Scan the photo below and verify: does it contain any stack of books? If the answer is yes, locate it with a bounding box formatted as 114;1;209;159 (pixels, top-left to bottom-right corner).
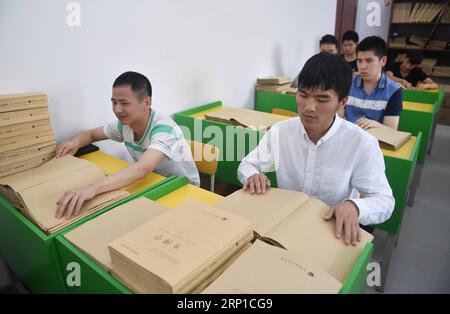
392;2;445;23
255;76;294;93
0;93;57;178
389;37;407;49
433;66;450;77
419;58;437;75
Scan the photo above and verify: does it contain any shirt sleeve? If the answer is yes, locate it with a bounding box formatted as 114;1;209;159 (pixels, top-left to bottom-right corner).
147;124;180;160
345;136;395;226
103;122;124;142
384;88;403;117
237;128;277;185
413;67;429;85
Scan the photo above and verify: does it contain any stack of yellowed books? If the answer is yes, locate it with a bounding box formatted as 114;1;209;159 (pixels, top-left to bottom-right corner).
256;76;295;94
0;155;129;234
0;93;57;178
419;58;437;75
389;37;407;49
433;65;450;78
63;188;374;293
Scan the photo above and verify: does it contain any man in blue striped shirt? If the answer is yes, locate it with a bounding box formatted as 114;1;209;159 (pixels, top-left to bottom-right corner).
345;36;402;130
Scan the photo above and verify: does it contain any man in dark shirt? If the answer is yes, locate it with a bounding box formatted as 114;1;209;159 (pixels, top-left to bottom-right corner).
341;30;359;75
385;50;439;90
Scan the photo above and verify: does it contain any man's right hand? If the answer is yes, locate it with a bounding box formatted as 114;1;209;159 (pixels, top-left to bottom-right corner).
55;139;79;158
244;173;271;194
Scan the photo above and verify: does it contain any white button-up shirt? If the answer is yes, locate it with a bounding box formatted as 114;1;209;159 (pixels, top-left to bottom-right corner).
237;115;395;226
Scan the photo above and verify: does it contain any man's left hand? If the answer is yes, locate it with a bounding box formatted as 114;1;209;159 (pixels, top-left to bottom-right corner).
323;200;361;246
55;185;97;219
356;118;382;130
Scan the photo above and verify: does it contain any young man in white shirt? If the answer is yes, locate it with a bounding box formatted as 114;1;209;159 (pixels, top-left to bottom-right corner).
238;52;394;246
54;71;200;219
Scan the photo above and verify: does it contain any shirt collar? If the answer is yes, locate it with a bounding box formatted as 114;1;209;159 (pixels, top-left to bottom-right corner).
298;114;342;146
357;72;387;90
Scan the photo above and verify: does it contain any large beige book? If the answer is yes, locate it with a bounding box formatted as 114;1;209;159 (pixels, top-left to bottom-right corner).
415;3;430;22
202;240;342;294
65;197;167;270
0;107;51;127
213;188;373;283
0;141;56;162
0;129;55;153
366;126;411;151
0;155;129;234
205;107;287;130
0;119;53;139
108;200;254;294
0;93;48;113
256;76;292;86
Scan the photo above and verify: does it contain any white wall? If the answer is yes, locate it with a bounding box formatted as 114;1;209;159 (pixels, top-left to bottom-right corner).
355;0;392;41
0;0;336;160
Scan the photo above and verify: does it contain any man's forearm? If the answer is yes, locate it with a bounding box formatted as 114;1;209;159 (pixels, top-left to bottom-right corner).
72;130;96;148
90;163;149;195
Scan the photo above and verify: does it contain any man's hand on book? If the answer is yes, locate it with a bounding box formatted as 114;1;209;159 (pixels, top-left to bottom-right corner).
55;185;97;219
56;139;80;158
244;173;271;194
356;118;382;130
323;200;361;246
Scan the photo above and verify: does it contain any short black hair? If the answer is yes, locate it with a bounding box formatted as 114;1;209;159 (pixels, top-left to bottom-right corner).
113;71;152;101
297;52;352;101
406;50;424;65
356;36;387;58
320;34;339;48
342;30;359;44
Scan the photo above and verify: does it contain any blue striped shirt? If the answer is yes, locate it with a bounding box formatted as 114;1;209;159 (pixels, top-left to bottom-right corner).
345;73;403;124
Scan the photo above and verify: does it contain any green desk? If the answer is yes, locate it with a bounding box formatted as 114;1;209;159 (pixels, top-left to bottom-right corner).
55;176;193;294
56;175;373;294
0;151;175;293
174;101;280;186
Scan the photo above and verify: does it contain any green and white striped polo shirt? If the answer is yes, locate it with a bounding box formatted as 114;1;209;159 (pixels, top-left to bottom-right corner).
103;110;200;186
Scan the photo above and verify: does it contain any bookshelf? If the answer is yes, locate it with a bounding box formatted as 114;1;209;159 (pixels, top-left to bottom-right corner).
388;0;450;83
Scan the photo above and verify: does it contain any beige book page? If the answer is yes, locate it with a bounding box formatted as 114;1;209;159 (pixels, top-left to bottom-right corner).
202;240;342;294
18;164;128;232
0;93;47;113
108;199;253;293
65;197;168;269
265;197;373;283
0;155;95;192
0;145;56;167
205;108;287;130
214;188;309;235
0;153;54;178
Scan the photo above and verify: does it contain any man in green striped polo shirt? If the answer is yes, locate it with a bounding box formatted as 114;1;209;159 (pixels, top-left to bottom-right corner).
54;71;200;219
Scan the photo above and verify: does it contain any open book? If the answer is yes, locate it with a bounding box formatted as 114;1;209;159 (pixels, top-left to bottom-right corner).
65;197;168;270
0;155;129;234
202;240;342;294
205;107;287;130
108;199;254;294
366;126;411;151
213;188;373;284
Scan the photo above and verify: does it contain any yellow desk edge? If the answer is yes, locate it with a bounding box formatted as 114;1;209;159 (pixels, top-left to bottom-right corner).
80;151;165;194
156;184;223;209
382;136;417;159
